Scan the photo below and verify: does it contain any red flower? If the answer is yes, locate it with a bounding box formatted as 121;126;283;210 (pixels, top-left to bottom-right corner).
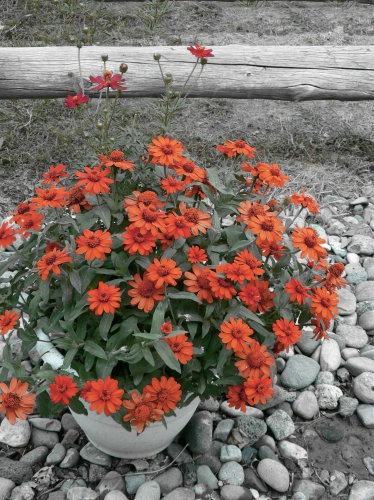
123;391;164;433
90;70;126;91
187;44;214;58
82;376;124;416
0;378;35;424
0;221;16;249
49;375;78;405
65;92;89;108
0;310;20;335
143;376;182;414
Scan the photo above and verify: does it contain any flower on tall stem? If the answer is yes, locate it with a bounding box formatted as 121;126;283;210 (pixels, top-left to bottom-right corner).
65;92;89;109
89;70;126;91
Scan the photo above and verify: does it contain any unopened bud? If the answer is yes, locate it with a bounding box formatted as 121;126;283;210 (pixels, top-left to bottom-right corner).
119;63;128;74
83;131;90;138
153;53;161;61
97;121;104;130
82;25;89;35
69;36;76;44
164;73;173;85
200;57;208;66
76;41;82;49
101;54;109;62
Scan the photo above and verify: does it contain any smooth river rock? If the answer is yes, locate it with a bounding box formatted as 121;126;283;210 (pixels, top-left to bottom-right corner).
319;339;341;371
353;372;374;403
280;355;320;389
337;287;357;316
256;458;290;493
335;324;369;348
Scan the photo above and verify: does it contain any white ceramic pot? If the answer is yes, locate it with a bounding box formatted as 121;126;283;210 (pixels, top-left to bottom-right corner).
70;397;200;458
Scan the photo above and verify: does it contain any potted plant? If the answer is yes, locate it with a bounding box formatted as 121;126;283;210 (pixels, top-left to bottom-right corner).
0;48;344;459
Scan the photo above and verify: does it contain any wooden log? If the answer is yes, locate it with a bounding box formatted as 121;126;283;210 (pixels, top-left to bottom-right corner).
1;45;373;101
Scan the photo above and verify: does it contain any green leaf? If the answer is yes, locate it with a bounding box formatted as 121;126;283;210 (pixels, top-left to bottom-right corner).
75;211;99;230
69;269;82;294
150;300;168;334
168;291;202;304
216;346;232;374
142;346;155;366
84;341;107;360
39;277;51;302
99;314;114;340
133;332;160;340
228;238;255;254
93;204;111;229
69;396;88;415
84;352;95;371
61;348;78;370
154;340;181;373
36;391;62;419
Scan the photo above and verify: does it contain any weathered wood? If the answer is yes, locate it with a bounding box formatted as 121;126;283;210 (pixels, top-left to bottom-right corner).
1;45;373;101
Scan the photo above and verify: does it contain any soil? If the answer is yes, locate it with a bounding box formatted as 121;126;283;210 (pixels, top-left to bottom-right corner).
1;2;374;494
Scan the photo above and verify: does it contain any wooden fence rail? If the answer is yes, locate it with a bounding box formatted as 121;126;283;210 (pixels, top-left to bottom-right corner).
1;45;373;101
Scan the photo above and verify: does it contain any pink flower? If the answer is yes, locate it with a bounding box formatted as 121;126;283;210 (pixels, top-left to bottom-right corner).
89;70;126;91
65;92;89;108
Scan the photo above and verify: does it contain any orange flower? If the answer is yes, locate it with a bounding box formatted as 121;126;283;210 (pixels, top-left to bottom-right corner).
285;278;309;305
75;229;112;261
209;272;237;300
187;43;214;58
184;266;214;303
126;204;166;236
235;339;275;378
163;334;193;365
36;248;73;280
0;310;20;335
257;239;285;261
165;212;192;239
98;150;134;171
216;139;256;159
124;190;164;209
128;274;164;313
123;391;164;433
309;287;338;324
0;378;35;424
146;257;182;288
246;213;285;244
80;380;93;400
238;283;261;312
272;319;302;350
311;318;330;341
143;376;182;414
187;246;208;264
16;211;44;238
66;185;92;213
226;384;248;413
41;163;68;185
10;202;35;224
45;240;62;253
326;262;346;290
160;175;185;194
122;224;158;255
239;279;274;313
161;321;173;334
289;189;319;214
244;376;275;405
179;202;212;235
148;136;184;166
256;162;289;187
237;201;269;226
218;317;253;353
82;376;124;416
32;185;68;208
234;249;265;280
0;221;16;248
216;262;249;284
292;227;327;262
75;166;114;195
173;158;206;183
49;375;78;406
87;281;122;315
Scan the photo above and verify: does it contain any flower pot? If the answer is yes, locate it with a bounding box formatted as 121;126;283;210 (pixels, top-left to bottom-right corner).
70;397;200;458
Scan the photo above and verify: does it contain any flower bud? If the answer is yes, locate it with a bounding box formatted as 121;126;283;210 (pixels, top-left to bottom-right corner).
97;121;104;130
101;54;109;62
76;41;82;49
82;26;89;35
69;36;76;44
164;73;173;85
119;63;128;74
153;53;161;61
200;57;208;66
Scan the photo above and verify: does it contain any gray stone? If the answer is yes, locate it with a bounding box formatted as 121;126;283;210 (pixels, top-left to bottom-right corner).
357;300;374;315
31;428;59;449
316;421;343;443
292;391;319;420
297;328;321;356
280;355;320;389
60;448;80;468
347;235;374;255
337;367;351;383
61;478;86;493
241;445;257;465
327;332;346;350
220;485;254;500
315;384;343;410
257;445;279;462
0;457;33;484
276;357;286;372
337;287;356;316
124;475;146;496
361;347;374;360
346;357;374;376
62;413;81;431
357;404;374;428
348;480;374;499
363;257;374;279
154;468;183;495
46;443;66;465
98;471;125;494
257;458;289;493
196;465;219;489
167;443;193;464
346;264;368;285
162;488;195;500
213;419;234;442
19;445;49;465
89;464;108;483
339;396;359;417
195;453;222;475
243;468;267;492
356;281;374;301
335;324;369;348
359;310;374;331
364;456;374;475
220;445;241;463
319;339;341;371
278;440;308;461
329;470;348;496
328;235;347;256
326;219;346;236
218;461;244;486
293;479;325;499
255;385;288;410
61;428;80;448
104;492;129;500
183;411;213;454
353;372;374;403
198;397;220;412
342;348;360;360
133;480;161;500
80;443;111;467
9;483;35;500
0;418;31;448
235;416;267;445
347;252;360;263
220;401;264;419
181;463;197;488
266;410;295;440
315;371;335;386
335;313;358;326
0;478;15;500
67;487;98;500
29;417;61;432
